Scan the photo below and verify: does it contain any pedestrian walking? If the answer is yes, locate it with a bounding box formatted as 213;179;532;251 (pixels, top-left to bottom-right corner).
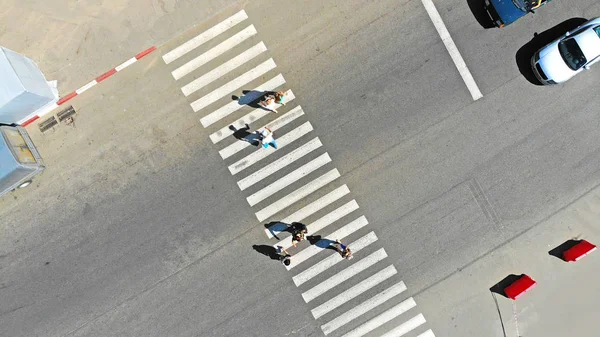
258;127;277;149
258;94;278;113
276;245;291;266
291;223;308;247
333;239;353;260
274;91;287;105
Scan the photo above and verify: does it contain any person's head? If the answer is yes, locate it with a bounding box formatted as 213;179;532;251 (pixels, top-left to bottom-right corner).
283;257;291;266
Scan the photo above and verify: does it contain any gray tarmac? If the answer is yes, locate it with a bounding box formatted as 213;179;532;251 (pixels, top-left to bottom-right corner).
1;0;600;336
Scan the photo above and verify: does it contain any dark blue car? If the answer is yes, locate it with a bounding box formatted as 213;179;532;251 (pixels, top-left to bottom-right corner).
484;0;553;27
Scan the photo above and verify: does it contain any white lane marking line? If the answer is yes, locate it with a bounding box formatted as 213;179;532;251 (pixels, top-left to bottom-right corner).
286;215;369;270
241;137;321;193
219;105;305;159
115;57;137;71
380;314;427;337
182;42;267;96
321;281;408;335
229;121;314;175
416;329;436;337
210;90;295;144
312;265;397;319
275;200;359;250
293;232;377;286
340;298;418;337
247;153;332;206
75;80;98;94
302;248;386;302
163;10;248;64
172;25;258;80
191;58;277;112
200;74;285;127
256;169;340;222
265;184;349;238
421;0;482;101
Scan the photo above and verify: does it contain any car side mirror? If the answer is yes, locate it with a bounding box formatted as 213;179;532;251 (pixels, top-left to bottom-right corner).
584;65;590;70
565;31;570;36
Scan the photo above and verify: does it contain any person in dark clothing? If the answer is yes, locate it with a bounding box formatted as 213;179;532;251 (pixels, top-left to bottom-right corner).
291;223;308;247
276;246;291;266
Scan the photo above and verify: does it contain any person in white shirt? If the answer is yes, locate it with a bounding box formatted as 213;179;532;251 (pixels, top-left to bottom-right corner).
258;95;278;113
258;127;277;149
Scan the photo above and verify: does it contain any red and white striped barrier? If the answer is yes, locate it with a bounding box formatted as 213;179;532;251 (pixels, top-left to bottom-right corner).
20;46;156;127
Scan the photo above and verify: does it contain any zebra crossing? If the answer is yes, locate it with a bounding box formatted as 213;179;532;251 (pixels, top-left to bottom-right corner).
162;9;436;337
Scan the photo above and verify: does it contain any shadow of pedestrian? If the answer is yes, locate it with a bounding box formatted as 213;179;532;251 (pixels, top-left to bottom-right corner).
466;0;495;29
229;124;260;145
307;235;336;249
548;239;581;261
263;221;292;240
233;90;270;108
515;17;587;85
252;245;280;260
490;274;523;298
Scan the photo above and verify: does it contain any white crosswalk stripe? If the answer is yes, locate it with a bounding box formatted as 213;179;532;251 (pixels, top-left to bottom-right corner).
380;314;427;337
247;153;331;206
163;11;436;337
241;137;322;193
229;121;314;175
301;247;386;301
286;215;368;270
256;168;340;222
219;105;305;159
340;298;417;337
182;42;267;96
417;329;436;337
172;24;257;80
274;199;359;250
163;10;248;64
209;90;295;144
293;232;378;286
191;58;277;112
321;281;408;335
311;265;397;319
200;74;285;127
265;184;350;238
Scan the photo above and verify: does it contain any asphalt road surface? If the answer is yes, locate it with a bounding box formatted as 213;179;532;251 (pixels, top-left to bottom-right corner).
1;0;600;336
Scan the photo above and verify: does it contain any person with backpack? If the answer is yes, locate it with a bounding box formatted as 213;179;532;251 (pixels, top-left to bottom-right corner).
333;239;353;260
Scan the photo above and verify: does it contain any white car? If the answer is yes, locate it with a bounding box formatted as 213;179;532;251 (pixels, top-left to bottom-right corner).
531;18;600;85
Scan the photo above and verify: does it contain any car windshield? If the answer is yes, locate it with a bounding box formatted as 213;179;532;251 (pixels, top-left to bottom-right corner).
512;0;545;12
558;38;587;70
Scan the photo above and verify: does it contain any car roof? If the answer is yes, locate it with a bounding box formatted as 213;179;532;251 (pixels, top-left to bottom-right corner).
573;27;600;61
